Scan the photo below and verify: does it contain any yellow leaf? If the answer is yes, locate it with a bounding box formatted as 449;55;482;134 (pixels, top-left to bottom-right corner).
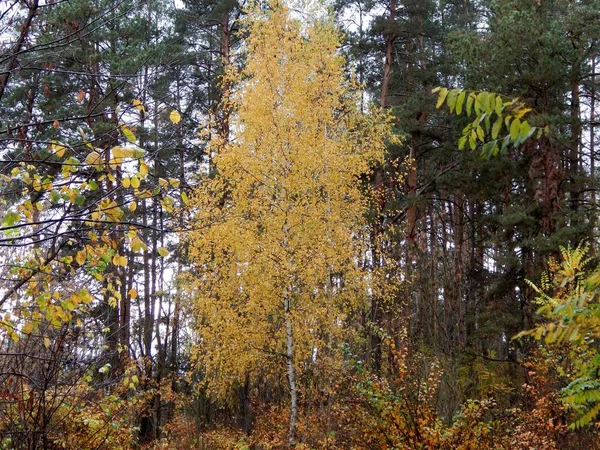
130;176;140;189
157;247;169;257
119;255;127;266
181;192;189;205
129;201;137;212
139;161;148;177
137;189;152;199
76;250;86;266
54;144;67;158
22;322;33;334
122;177;131;188
169;178;181;188
170;110;181;124
85;150;102;167
129;288;138;299
44;337;51;349
132;98;144;112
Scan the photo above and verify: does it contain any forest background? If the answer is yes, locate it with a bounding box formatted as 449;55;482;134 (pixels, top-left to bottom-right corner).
1;0;600;448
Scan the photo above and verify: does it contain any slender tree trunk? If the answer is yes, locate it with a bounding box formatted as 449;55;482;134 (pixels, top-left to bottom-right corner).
219;11;231;144
380;0;396;108
369;0;396;371
570;78;581;212
0;0;39;104
285;299;297;447
453;194;465;348
590;58;596;238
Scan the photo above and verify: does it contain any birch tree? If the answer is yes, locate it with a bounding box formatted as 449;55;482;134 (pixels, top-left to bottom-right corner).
185;2;392;445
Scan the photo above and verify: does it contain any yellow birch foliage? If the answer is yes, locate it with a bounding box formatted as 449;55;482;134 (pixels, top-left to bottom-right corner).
185;2;393;400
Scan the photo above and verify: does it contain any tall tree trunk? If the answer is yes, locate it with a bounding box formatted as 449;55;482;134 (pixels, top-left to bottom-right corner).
285;298;297;447
380;0;396;108
570;78;581;212
590;58;596;238
0;0;39;104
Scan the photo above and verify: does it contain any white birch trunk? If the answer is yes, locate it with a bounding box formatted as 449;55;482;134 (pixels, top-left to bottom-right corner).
285;298;298;447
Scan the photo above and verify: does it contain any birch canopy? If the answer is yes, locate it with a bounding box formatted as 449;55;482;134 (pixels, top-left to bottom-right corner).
185;1;392;441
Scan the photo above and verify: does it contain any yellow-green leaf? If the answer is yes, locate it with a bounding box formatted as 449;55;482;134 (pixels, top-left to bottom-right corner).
121;125;136;143
510;118;521;141
456;90;466;115
492;117;503;139
139;161;149;177
85;150;102;167
170;110;181;124
131;237;148;253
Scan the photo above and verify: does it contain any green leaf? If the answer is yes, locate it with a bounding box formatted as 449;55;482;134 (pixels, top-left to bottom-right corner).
492;117;503;139
482;141;494;159
466;93;475;117
500;135;511;154
469;131;477;150
50;190;61;204
456;91;466;115
475;92;488;115
495;96;503;117
519;120;531;140
2;211;20;228
510;118;521;141
476;125;485;142
486;93;495;114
